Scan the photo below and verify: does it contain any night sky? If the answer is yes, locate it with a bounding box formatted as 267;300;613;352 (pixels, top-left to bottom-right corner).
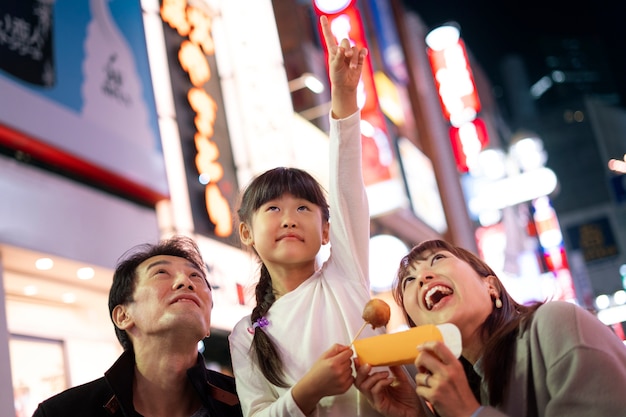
400;0;626;105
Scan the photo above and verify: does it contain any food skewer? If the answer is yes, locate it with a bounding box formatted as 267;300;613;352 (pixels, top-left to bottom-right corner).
350;322;369;346
350;298;391;346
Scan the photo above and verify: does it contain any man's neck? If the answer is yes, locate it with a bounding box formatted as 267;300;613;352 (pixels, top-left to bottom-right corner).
132;349;202;417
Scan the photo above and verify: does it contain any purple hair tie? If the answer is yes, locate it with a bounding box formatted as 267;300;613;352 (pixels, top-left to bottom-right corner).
247;317;269;334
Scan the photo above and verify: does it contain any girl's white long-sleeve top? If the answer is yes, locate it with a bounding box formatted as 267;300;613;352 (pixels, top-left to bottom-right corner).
229;111;386;417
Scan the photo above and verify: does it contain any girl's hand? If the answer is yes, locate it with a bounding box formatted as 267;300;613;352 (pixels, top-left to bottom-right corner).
320;15;367;92
292;344;355;414
319;15;367;118
414;341;481;417
355;360;422;417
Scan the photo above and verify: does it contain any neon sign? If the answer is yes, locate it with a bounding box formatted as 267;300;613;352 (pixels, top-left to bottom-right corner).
427;39;481;126
161;0;232;237
427;30;486;173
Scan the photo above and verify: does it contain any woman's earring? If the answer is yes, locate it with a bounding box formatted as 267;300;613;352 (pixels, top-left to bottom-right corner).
495;297;503;309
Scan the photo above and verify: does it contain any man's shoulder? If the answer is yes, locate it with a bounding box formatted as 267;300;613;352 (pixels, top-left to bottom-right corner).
205;368;236;390
33;377;113;416
203;369;243;415
40;377;110;402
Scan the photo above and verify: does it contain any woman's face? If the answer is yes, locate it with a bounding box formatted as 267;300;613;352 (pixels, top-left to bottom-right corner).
399;249;495;334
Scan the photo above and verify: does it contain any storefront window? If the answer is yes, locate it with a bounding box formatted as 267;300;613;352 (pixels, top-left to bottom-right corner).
10;334;67;417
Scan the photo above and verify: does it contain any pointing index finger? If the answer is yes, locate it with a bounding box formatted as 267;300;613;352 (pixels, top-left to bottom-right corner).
320;15;337;52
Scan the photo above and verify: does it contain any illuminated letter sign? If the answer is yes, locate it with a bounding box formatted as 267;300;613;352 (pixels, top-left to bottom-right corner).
162;1;237;240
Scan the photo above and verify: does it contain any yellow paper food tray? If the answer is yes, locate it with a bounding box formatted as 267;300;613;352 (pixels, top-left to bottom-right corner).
353;323;461;367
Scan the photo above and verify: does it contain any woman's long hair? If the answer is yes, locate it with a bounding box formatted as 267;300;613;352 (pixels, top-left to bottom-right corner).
392;239;542;406
237;167;329;387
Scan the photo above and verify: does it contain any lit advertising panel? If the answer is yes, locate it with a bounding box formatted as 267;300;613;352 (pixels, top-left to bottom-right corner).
160;2;239;245
0;0;167;203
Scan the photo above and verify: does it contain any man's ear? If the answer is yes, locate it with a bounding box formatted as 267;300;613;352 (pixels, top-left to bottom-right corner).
112;305;132;330
239;222;254;246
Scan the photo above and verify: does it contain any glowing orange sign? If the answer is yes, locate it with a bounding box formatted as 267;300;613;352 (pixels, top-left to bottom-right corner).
161;1;232;237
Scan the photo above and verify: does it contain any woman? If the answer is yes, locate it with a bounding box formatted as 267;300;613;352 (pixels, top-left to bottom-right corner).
355;239;626;417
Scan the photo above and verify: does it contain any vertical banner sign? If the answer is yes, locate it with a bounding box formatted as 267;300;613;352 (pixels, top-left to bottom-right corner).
427;36;487;173
161;1;239;245
312;0;395;187
365;0;408;85
427;39;481;123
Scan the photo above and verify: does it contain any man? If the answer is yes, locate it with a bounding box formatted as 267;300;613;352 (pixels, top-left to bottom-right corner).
33;235;243;417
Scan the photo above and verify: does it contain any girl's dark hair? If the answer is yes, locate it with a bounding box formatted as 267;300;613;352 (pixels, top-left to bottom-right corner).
108;235;209;351
392;239;542;406
237;167;329;387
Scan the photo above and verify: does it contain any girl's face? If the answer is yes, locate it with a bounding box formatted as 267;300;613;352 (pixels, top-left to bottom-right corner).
399;249;495;334
239;193;329;270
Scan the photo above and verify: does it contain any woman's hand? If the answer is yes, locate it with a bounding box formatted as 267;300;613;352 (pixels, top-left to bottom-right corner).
414;341;481;417
355;359;422;417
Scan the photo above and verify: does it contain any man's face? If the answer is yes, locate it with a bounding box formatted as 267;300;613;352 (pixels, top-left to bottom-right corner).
119;255;213;344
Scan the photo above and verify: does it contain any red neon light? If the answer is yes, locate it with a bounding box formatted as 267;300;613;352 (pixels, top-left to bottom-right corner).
427;39;481;122
543;246;568;271
449;118;488;172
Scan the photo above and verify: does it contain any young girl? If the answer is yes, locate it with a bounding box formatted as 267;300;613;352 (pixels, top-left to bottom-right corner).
228;15;387;417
